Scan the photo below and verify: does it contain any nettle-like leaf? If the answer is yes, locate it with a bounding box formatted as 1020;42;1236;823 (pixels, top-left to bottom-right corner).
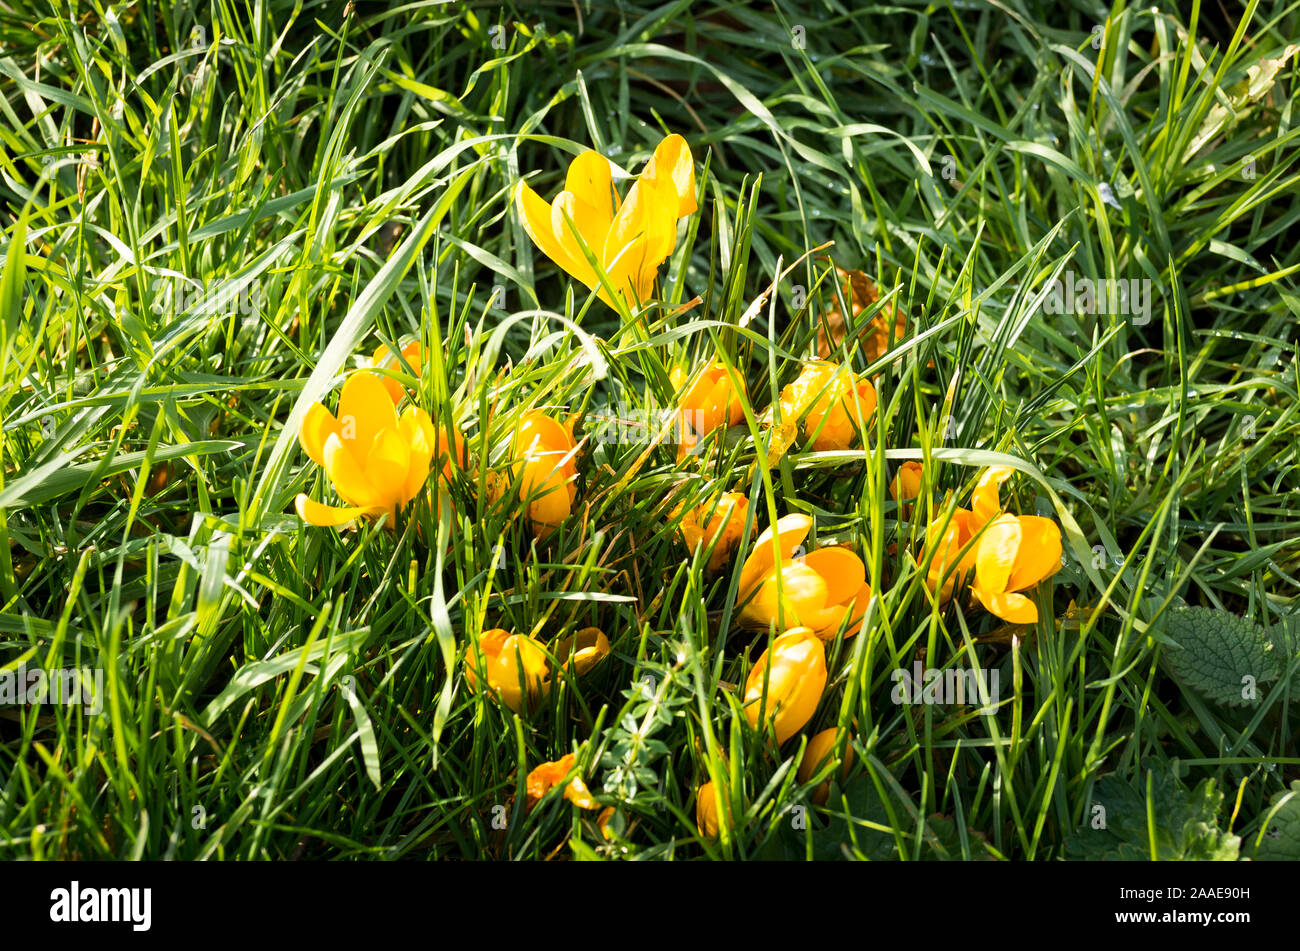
1250;782;1300;861
1064;770;1240;861
1268;616;1300;695
1159;606;1280;707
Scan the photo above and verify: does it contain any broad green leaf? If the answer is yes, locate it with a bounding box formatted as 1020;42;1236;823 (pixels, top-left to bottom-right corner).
1249;782;1300;861
1160;606;1280;707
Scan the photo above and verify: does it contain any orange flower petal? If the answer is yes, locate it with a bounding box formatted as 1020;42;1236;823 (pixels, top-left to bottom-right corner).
971;465;1014;532
973;586;1038;624
738;513;812;598
645;133;697;217
564;150;619;225
337;371;399;465
323;432;381;509
974;514;1021;596
800;546;866;606
293;494;384;527
1007;515;1063;592
299;402;340;468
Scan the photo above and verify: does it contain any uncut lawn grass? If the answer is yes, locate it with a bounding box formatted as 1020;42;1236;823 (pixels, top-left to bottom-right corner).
1;0;1298;859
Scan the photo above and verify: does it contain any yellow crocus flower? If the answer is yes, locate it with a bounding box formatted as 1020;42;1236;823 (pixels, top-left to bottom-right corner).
515;134;696;309
525;753;600;811
553;627;611;676
294;370;458;527
678;490;750;571
463;628;551;714
736;514;872;640
507;410;579;537
744;627;828;745
970;514;1063;623
776;361;877;452
798;727;855;805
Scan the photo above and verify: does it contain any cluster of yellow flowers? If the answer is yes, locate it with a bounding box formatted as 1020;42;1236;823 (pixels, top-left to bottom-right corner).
289;132;1066;840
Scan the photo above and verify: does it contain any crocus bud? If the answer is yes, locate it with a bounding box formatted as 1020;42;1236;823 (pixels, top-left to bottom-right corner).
554;627;610;676
679;491;750;571
890;461;924;503
464;628;551;713
777;361;877;452
797;728;855;805
815;267;908;364
744;627;827;744
510;410;578;537
370;340;423;406
671;363;746;455
696;780;721;839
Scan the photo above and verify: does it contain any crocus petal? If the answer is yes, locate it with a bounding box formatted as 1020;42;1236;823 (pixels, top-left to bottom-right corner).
973;586;1039;624
550;191;602;288
971;466;1014;532
738;514;813;598
323;432;381;509
634;171;680;270
337;371;399;465
800;546;866;606
844;582;873;636
364;427;412;511
602;178;652;302
696;781;720;838
975;514;1021;596
294;494;384;527
399;407;437;503
603;173;677;305
645;133;697;217
516;180;587;282
564;150;619;224
1007;515;1063;592
748;561;829;630
299;403;340;467
525;463;573;534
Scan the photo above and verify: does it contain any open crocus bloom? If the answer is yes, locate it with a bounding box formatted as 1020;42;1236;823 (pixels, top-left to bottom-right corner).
744;627;828;745
679;491;750;571
671;362;745;457
295;371;456;528
509;411;579;537
370;340;422;406
736;514;872;640
515;134;696;309
464;628;551;713
970;514;1062;623
525;753;600;810
777;361;877;452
